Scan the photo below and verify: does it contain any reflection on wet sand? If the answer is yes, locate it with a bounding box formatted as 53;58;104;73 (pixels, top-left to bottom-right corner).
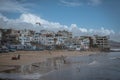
0;56;67;80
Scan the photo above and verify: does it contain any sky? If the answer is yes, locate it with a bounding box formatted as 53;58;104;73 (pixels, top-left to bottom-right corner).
0;0;120;42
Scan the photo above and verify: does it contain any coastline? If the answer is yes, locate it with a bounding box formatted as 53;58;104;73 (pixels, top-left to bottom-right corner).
0;50;100;72
1;50;120;80
0;50;101;65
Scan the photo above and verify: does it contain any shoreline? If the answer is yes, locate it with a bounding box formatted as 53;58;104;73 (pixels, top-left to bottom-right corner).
0;50;100;72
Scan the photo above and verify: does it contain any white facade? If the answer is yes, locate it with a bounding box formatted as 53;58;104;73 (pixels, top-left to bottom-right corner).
18;30;33;45
19;34;32;45
55;36;67;45
81;38;90;50
39;30;68;46
32;32;41;43
40;34;54;46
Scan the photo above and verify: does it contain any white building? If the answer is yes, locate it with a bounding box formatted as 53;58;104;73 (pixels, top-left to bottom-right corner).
40;33;54;46
32;32;41;43
18;29;33;45
39;30;70;47
81;38;90;50
55;33;67;45
57;30;72;39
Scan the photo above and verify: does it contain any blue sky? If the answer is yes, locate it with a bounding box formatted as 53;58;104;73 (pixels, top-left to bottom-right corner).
0;0;120;41
1;0;120;31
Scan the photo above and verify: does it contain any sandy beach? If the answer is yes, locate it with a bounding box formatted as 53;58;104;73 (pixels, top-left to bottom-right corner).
0;50;100;72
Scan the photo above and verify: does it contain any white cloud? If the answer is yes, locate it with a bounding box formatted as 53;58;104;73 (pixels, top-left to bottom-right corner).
88;0;102;6
0;13;119;41
60;0;82;7
79;28;88;33
60;0;102;7
88;27;115;36
19;13;68;31
0;0;30;13
69;24;115;37
20;13;49;25
0;13;69;31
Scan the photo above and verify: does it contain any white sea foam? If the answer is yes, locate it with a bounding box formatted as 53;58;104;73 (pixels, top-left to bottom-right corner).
88;60;98;65
109;57;120;60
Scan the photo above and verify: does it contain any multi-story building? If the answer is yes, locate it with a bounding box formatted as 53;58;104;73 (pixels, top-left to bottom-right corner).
80;38;90;50
40;32;55;46
0;30;2;46
64;36;82;50
0;29;19;45
80;36;94;49
39;30;71;47
32;32;41;43
18;29;34;45
57;30;72;39
55;33;67;45
94;35;110;50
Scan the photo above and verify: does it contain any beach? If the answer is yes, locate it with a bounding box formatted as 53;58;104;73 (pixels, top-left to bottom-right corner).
0;51;120;80
0;50;99;71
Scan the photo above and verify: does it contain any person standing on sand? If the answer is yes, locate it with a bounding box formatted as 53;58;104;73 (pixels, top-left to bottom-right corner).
17;54;20;60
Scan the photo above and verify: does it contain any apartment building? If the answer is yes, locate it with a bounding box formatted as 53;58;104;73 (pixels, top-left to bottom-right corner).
39;30;71;47
0;29;19;45
57;30;72;39
18;29;34;45
32;32;41;43
80;38;90;50
55;33;67;45
40;33;55;46
80;36;94;49
0;30;2;46
94;35;110;49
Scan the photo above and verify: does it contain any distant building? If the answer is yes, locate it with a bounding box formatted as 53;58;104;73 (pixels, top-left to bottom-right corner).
80;36;94;49
0;29;19;45
32;32;41;43
39;30;72;48
40;33;54;46
55;33;67;45
64;36;81;50
18;29;34;45
81;38;90;50
94;35;110;50
39;30;55;46
0;30;2;46
57;30;72;39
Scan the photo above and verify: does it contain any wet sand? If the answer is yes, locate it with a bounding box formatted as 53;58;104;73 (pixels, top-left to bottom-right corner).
0;50;100;71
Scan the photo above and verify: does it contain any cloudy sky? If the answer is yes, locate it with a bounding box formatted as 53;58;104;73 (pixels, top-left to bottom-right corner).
0;0;120;42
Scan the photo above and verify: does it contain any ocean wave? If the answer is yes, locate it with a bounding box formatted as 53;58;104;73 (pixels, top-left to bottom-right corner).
88;60;98;65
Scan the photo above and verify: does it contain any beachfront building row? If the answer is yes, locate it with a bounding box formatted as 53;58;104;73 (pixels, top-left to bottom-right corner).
65;36;93;50
40;30;72;46
0;28;110;50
